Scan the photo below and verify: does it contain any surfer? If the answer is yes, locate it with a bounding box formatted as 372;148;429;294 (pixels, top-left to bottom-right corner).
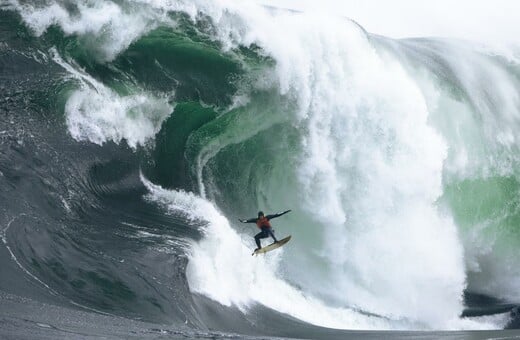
239;210;291;251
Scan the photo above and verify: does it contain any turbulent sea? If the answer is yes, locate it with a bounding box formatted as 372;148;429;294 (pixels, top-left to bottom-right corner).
2;1;520;338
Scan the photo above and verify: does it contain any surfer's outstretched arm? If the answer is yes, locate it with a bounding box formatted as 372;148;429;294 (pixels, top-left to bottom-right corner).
239;218;257;223
266;210;291;220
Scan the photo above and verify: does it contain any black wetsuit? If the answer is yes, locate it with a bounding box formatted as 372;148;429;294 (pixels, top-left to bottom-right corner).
242;211;290;248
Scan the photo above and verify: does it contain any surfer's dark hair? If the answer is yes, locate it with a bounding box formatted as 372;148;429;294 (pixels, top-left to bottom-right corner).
258;211;264;217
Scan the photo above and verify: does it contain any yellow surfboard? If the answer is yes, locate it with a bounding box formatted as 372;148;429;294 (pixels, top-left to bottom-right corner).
252;236;291;256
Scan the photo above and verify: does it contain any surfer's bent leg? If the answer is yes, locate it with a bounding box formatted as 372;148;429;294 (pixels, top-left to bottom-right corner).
254;229;269;248
267;228;278;242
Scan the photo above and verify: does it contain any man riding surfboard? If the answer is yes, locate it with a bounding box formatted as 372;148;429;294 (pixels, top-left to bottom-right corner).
239;210;291;252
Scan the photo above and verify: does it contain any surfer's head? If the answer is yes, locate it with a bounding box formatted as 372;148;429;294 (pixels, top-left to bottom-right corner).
258;211;264;217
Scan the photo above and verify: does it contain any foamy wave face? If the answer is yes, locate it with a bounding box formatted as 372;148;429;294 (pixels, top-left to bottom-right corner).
141;175;504;330
66;90;171;148
52;51;172;148
89;0;514;330
414;43;520;303
291;28;464;327
165;1;471;329
10;0;175;147
141;176;408;330
9;0;166;61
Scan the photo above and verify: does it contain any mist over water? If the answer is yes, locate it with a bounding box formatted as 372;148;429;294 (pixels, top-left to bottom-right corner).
2;0;520;335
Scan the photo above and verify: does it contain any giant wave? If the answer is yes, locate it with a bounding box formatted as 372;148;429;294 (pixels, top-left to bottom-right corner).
1;0;520;337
